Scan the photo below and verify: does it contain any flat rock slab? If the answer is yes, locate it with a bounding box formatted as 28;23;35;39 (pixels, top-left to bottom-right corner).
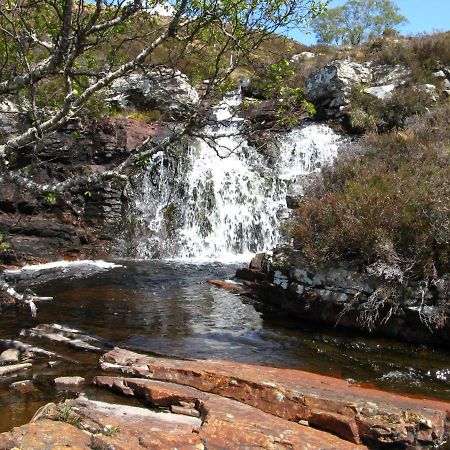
0;419;92;449
0;397;204;450
54;376;85;387
95;375;365;449
0;362;32;377
100;347;450;448
0;338;75;362
20;323;112;352
0;386;363;450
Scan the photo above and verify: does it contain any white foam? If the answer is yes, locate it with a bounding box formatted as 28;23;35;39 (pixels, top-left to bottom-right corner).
5;260;123;274
128;97;344;262
166;252;255;265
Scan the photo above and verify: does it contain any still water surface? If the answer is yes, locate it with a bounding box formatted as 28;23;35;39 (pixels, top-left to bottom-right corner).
1;260;449;431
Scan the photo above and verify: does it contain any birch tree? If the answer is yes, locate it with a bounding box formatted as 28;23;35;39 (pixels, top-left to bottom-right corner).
0;0;325;195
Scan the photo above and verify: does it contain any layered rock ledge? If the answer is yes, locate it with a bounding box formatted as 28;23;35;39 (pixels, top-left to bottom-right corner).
0;347;449;448
99;348;449;448
235;249;450;348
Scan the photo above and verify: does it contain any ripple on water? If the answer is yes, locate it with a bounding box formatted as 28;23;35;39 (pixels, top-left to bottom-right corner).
1;260;449;409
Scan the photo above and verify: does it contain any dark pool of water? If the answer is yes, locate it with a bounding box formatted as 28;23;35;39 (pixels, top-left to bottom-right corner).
1;260;449;431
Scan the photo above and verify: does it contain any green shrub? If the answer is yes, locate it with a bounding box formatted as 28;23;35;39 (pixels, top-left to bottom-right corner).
348;83;437;133
0;233;10;250
290;104;450;285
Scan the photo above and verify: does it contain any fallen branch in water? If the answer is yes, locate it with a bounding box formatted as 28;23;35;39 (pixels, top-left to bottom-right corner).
0;279;53;317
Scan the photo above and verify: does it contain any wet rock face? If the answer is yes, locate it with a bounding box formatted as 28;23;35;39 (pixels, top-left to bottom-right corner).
0;118;164;264
239;249;450;347
108;67;199;120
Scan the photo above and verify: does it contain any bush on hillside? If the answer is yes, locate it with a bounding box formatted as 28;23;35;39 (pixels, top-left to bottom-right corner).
370;31;450;83
348;82;437;133
290;105;450;325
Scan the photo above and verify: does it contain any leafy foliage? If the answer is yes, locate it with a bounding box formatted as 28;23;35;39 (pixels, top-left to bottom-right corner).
0;233;10;250
312;0;407;45
246;58;316;126
0;0;325;194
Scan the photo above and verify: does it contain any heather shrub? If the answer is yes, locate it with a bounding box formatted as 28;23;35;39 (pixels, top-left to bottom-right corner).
348;82;437;133
291;104;450;285
370;31;450;82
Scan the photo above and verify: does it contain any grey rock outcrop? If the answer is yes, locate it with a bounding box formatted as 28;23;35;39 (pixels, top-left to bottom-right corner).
432;67;450;94
305;60;412;116
306;60;372;116
108;67;199;120
370;64;409;85
237;248;450;347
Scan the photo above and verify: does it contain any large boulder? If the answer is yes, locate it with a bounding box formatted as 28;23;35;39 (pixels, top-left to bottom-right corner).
305;60;412;116
108;67;199;120
306;60;372;116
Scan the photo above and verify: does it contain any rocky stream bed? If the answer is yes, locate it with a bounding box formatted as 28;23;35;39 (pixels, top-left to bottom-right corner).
0;53;449;448
0;261;449;449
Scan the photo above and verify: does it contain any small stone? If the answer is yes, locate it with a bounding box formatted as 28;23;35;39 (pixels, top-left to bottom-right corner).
23;350;36;359
10;380;38;394
433;70;446;78
54;376;85;387
0;363;32;376
0;348;20;363
171;405;201;418
179;401;196;409
299;419;309;426
48;361;61;368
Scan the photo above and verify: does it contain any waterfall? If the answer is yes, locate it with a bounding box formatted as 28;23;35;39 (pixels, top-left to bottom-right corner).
125;95;343;261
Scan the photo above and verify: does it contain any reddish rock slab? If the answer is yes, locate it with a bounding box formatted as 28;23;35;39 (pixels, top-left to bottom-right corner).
100;347;450;447
100;117;164;151
0;419;92;449
0;397;202;450
2;391;358;450
74;396;202;449
95;375;365;449
207;279;247;293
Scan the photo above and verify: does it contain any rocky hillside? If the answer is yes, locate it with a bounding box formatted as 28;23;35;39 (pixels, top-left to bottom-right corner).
236;31;450;343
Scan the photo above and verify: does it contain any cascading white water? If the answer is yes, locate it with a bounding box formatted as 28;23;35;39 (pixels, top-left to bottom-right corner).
128;95;343;261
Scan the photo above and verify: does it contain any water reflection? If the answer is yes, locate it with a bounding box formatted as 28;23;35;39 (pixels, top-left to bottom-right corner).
2;260;449;402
